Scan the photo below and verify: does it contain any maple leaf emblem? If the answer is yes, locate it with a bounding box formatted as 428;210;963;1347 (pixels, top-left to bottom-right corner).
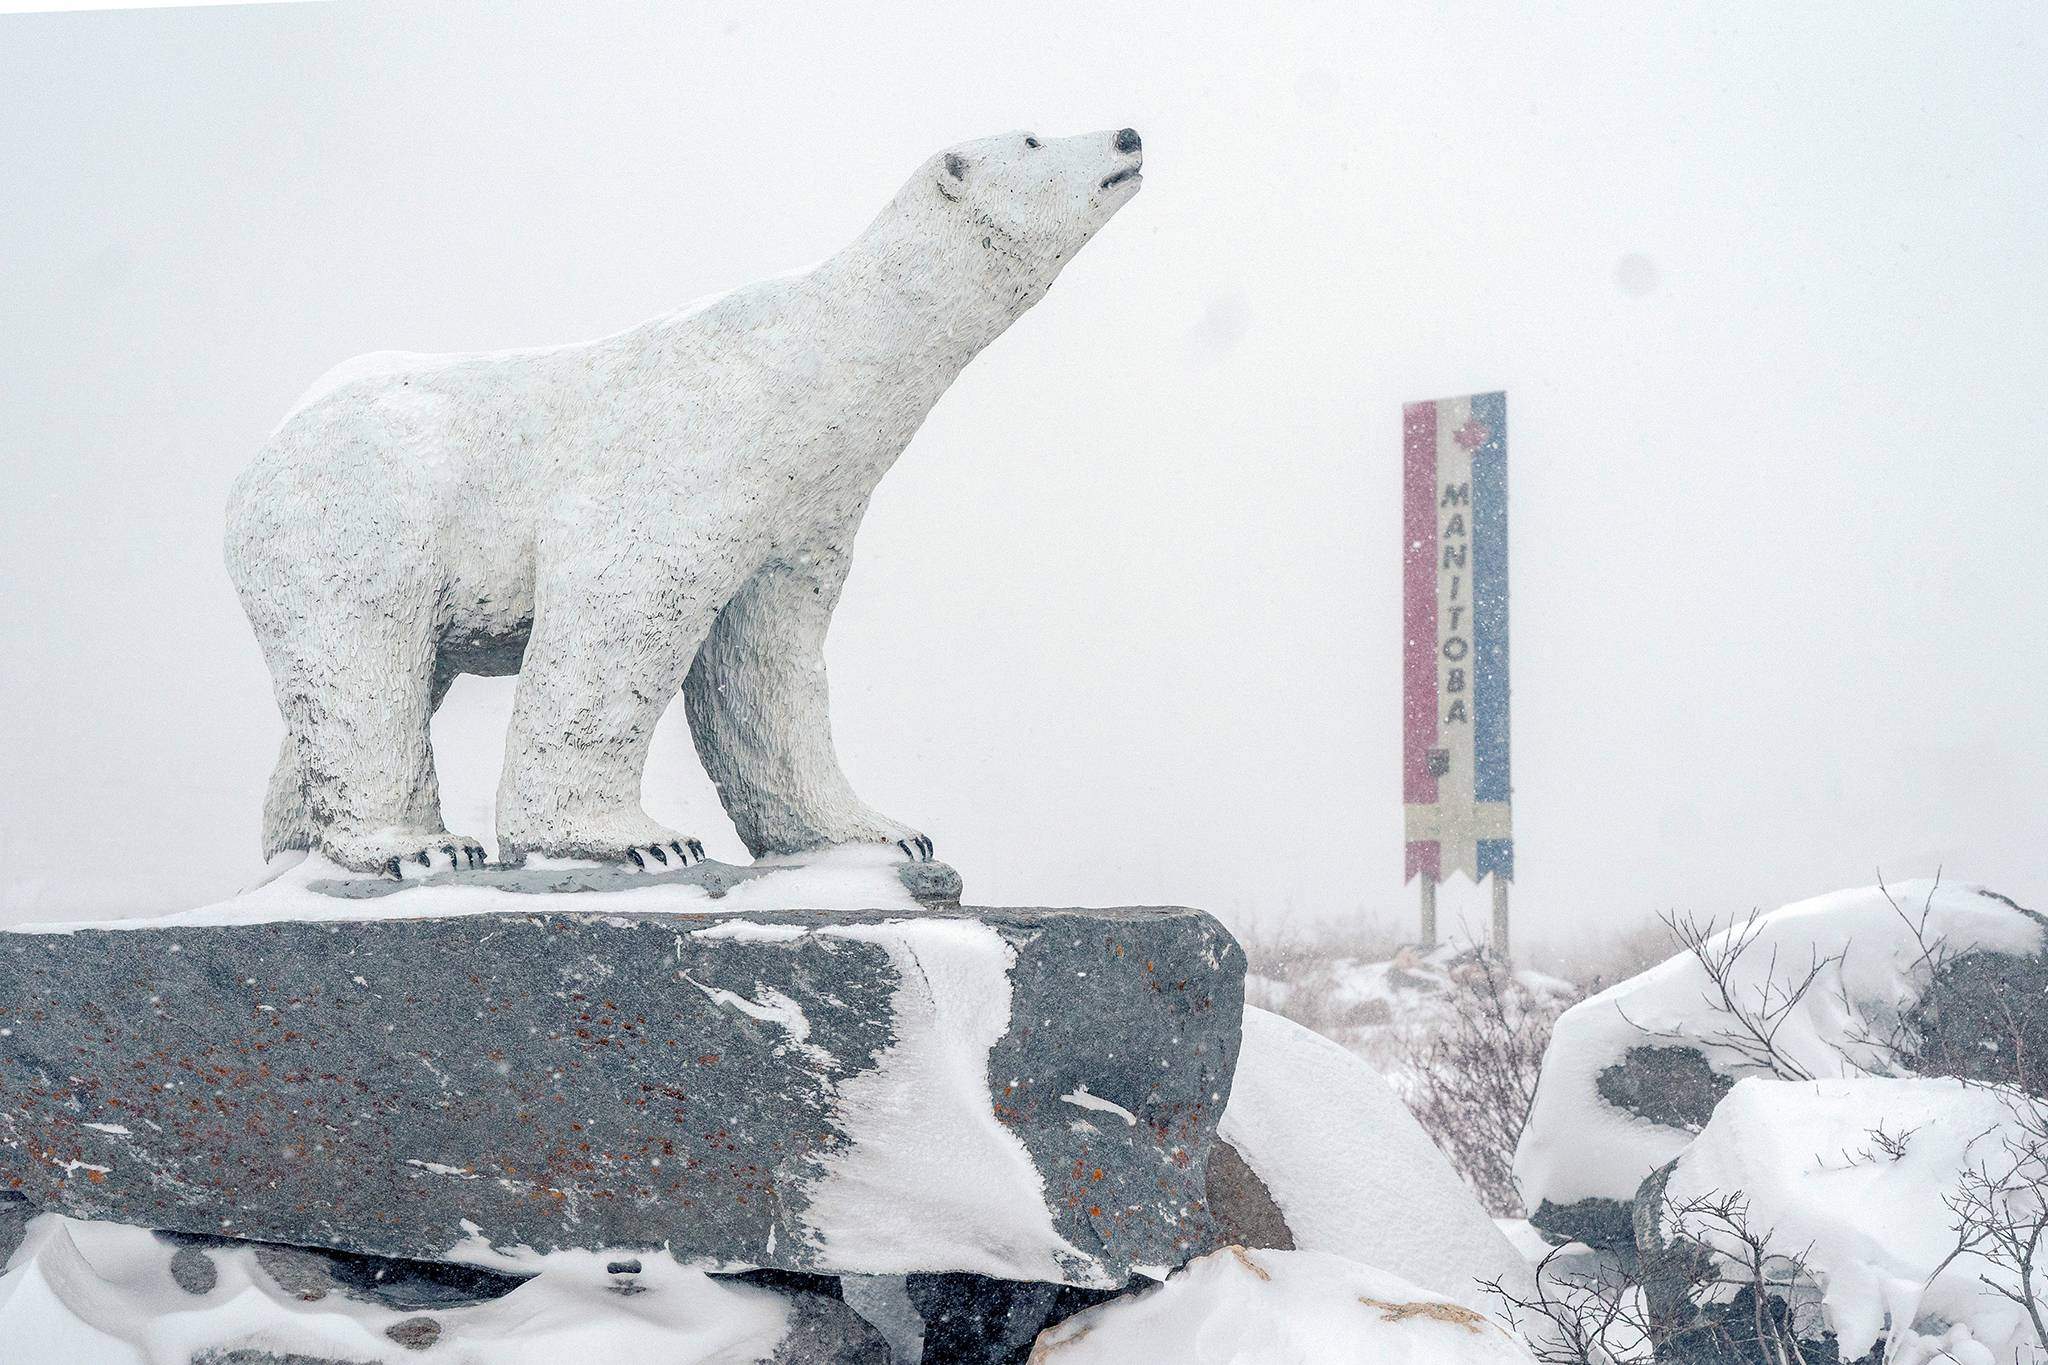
1453;419;1491;450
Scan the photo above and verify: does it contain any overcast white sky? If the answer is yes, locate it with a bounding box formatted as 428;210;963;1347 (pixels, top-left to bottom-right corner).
2;1;2043;946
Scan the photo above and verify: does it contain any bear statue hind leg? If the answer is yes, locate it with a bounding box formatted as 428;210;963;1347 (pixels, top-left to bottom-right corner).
266;748;485;877
264;663;482;875
261;735;316;860
261;604;485;879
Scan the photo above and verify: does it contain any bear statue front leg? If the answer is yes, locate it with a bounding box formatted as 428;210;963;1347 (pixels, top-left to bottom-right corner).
494;518;716;869
682;550;933;862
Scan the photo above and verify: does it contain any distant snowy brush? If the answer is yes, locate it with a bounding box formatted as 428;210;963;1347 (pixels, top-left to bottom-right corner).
1399;948;1569;1217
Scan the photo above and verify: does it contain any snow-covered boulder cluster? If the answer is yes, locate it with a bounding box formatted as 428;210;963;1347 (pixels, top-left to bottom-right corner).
0;859;1537;1363
1513;879;2048;1363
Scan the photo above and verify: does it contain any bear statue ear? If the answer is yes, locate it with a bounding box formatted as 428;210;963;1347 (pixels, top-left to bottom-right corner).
935;152;968;202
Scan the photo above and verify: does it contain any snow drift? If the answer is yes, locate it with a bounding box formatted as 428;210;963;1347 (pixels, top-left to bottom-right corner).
1028;1245;1537;1365
1218;1006;1532;1307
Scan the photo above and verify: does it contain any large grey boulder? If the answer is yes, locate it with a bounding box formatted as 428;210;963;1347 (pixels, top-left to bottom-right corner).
0;1191;28;1268
901;1271;1122;1365
0;885;1243;1289
764;1288;893;1364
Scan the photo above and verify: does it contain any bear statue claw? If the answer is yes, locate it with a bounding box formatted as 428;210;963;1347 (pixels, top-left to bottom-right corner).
376;840;489;880
897;836;935;862
627;840;709;872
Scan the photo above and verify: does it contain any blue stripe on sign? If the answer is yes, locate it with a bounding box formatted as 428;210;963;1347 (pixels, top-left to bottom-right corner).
1478;838;1515;880
1470;391;1511;809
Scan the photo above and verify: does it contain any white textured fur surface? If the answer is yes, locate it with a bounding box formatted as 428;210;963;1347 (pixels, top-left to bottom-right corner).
225;130;1143;874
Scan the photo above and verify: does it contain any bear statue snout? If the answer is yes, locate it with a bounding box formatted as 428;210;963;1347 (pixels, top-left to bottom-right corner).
1100;129;1144;191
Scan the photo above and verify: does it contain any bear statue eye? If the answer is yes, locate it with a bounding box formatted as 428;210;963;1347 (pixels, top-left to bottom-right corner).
943;153;968;179
1024;137;1040;149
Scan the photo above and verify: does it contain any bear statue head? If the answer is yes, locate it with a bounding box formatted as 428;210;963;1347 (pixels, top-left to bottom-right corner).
914;127;1144;307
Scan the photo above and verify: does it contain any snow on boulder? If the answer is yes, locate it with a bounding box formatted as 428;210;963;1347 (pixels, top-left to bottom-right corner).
1211;1007;1532;1307
0;1212;887;1363
0;856;1245;1287
1027;1245;1537;1364
1513;880;2046;1247
1639;1077;2046;1365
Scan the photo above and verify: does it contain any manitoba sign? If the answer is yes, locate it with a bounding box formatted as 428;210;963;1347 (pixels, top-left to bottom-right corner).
1402;391;1511;886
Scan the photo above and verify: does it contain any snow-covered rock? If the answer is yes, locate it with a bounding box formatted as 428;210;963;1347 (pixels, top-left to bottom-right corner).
1213;1007;1533;1307
0;856;1245;1288
1027;1245;1537;1364
0;1213;886;1364
1641;1077;2046;1365
1514;880;2046;1244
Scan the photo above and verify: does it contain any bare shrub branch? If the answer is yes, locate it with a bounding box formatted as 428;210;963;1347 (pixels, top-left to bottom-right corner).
1614;909;1838;1083
1484;1244;1653;1365
1398;947;1564;1216
1938;1092;2048;1356
1488;1191;1827;1365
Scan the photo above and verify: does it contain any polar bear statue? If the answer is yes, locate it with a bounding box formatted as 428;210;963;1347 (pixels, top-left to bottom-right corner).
226;128;1145;877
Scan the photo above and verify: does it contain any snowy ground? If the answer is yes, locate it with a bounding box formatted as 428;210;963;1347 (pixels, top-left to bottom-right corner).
0;1218;811;1365
1245;938;1577;1082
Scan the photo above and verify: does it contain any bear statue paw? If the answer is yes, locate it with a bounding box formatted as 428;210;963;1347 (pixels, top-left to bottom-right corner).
321;827;489;880
498;815;710;870
830;813;934;863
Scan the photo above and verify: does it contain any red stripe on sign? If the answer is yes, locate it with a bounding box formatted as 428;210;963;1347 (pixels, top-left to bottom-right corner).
1406;840;1441;881
1402;401;1439;805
